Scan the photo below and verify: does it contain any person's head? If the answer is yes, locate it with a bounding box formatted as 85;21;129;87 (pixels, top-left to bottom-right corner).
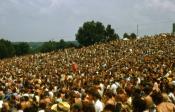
58;90;65;99
39;101;46;110
151;91;163;105
144;95;154;108
2;101;10;111
84;93;93;103
105;90;115;99
143;83;153;95
84;87;95;103
71;103;82;112
162;93;170;102
92;90;101;101
103;104;116;112
132;96;147;112
81;101;95;112
132;87;141;97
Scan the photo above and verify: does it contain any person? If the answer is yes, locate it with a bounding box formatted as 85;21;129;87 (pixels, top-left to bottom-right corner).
144;95;156;112
151;91;175;112
72;62;78;73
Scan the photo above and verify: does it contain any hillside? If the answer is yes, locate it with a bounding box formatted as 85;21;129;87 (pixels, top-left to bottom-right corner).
1;34;175;111
1;34;175;78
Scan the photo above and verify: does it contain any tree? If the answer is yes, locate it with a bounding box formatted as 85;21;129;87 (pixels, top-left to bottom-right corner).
0;42;8;59
66;42;77;48
76;21;106;46
14;42;30;56
130;33;137;40
39;41;57;53
39;39;78;53
123;33;129;39
123;33;137;40
57;39;67;49
105;24;119;41
0;39;15;59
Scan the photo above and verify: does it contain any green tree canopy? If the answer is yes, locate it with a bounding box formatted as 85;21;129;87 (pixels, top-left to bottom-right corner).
39;39;77;53
14;42;30;56
123;33;129;39
105;24;119;41
0;42;8;59
76;21;119;46
130;33;137;40
57;39;67;49
0;39;15;59
123;33;137;40
39;41;58;53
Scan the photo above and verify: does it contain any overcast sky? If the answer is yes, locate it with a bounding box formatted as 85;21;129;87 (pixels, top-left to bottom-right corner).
0;0;175;42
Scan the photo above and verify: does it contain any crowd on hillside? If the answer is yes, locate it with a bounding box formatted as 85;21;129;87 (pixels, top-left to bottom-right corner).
0;34;175;112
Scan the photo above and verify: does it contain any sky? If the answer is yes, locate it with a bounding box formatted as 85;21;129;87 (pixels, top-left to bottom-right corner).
0;0;175;42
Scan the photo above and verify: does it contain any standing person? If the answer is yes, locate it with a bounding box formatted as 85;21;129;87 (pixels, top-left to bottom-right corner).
93;90;104;112
151;91;175;112
72;62;78;73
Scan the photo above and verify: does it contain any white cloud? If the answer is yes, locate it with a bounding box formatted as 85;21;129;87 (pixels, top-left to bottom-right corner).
1;0;66;14
0;0;174;41
50;0;63;7
8;0;20;5
145;0;175;12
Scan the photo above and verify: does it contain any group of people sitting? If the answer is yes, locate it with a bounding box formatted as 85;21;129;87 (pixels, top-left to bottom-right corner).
0;33;175;112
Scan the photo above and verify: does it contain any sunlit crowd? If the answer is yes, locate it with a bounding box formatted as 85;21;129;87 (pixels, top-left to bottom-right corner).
0;34;175;112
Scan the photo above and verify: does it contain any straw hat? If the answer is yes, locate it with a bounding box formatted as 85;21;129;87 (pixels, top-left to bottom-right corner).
51;102;70;112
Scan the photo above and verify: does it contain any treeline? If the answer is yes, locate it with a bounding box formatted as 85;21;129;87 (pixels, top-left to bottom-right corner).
0;20;137;59
0;39;78;59
38;39;78;53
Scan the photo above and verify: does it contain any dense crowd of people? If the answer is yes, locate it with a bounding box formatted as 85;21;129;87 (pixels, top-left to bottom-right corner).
0;34;175;112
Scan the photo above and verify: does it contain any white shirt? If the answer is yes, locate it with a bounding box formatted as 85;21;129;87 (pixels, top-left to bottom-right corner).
49;91;54;98
111;83;117;94
38;110;45;112
0;100;3;108
94;99;104;112
169;92;175;103
111;82;120;94
35;95;40;103
56;98;62;103
98;83;105;97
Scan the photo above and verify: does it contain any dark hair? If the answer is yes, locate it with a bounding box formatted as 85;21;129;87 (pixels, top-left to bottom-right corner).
151;91;163;105
71;104;82;112
39;102;46;109
81;102;95;112
105;90;115;99
23;96;29;101
133;97;147;112
104;104;116;112
143;84;153;95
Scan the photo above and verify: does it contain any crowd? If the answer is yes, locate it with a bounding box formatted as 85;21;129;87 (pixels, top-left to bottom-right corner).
0;34;175;112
